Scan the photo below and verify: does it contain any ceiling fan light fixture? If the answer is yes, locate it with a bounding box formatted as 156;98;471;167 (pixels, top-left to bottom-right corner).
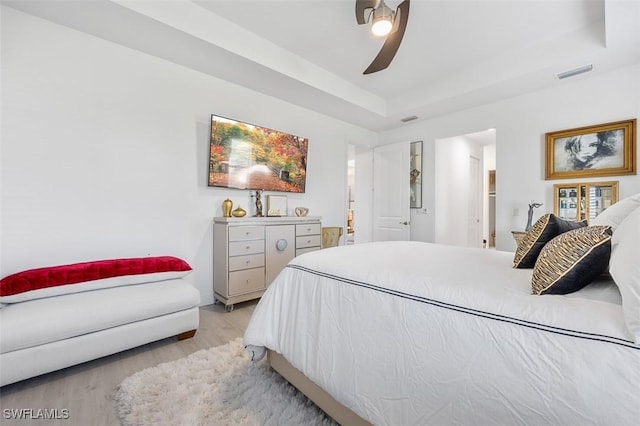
371;2;394;37
355;0;410;74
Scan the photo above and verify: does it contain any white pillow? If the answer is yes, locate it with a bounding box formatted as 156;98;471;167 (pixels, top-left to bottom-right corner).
0;270;192;304
609;206;640;343
591;192;640;230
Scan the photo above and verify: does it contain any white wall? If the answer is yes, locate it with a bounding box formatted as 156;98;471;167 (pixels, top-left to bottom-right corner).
0;7;377;304
380;63;640;251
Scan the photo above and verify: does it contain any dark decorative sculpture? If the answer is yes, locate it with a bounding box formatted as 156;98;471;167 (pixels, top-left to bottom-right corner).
525;201;543;231
254;190;263;217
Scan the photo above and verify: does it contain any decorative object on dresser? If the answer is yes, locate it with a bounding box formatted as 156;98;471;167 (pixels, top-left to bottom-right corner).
545;119;636;180
295;206;309;217
525;201;543;231
254;189;263;217
222;198;233;217
266;195;287;217
231;206;247;217
213;216;321;312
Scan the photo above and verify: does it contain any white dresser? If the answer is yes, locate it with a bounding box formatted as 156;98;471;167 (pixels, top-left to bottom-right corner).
213;216;321;311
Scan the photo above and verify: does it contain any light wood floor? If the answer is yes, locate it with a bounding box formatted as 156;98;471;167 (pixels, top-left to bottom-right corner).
0;301;257;426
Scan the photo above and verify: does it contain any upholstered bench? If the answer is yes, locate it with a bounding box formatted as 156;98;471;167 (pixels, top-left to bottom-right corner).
0;256;200;386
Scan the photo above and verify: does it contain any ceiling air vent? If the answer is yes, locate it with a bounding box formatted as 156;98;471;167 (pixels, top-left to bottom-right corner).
556;64;593;80
400;115;418;123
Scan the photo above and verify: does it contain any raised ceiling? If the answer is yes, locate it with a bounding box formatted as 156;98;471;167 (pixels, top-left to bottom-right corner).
4;0;640;131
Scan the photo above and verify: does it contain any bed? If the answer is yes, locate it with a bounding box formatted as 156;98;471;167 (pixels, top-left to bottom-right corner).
244;197;640;425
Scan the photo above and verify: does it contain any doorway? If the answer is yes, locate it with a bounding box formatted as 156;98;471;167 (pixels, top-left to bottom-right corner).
347;145;355;244
347;144;374;244
468;155;481;247
488;169;496;247
434;129;496;248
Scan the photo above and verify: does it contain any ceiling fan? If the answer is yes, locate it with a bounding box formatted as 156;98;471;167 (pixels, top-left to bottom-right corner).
355;0;410;75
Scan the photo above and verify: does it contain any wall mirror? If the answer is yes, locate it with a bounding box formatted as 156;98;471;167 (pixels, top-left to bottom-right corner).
410;141;423;208
553;181;619;222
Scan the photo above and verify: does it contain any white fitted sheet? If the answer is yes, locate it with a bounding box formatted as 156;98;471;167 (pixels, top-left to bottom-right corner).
244;241;640;425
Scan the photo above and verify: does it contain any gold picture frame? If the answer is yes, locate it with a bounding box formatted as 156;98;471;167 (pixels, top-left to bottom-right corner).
545;119;636;180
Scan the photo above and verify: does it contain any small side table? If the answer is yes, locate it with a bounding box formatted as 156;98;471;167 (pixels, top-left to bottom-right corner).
511;231;527;246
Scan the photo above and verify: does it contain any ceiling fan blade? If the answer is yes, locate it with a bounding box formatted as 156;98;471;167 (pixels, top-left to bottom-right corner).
355;0;378;25
363;0;410;74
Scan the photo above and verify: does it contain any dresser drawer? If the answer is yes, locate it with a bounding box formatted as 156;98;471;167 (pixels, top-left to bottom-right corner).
228;267;265;295
229;239;264;256
228;253;265;272
296;223;321;236
296;234;321;249
229;226;264;241
296;247;319;256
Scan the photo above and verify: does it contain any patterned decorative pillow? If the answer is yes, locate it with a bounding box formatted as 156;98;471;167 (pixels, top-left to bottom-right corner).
531;226;612;295
513;213;587;268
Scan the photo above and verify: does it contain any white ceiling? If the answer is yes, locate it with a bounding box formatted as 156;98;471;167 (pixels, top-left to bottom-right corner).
4;0;640;132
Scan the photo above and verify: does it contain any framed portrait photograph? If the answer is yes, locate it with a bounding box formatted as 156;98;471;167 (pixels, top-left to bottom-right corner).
545;119;636;180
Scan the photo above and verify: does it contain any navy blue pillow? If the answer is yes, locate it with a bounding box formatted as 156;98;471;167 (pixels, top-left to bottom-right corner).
531;226;612;295
513;213;587;269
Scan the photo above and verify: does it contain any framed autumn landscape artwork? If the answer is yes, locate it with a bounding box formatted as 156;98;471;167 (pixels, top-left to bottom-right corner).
545;119;636;180
208;115;308;193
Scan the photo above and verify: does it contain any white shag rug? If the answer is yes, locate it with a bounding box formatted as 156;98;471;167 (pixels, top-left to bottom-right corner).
114;338;337;426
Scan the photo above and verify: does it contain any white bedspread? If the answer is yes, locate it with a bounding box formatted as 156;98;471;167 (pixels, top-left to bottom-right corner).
244;241;640;425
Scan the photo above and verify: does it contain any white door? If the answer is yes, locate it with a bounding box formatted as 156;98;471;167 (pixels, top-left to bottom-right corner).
373;142;411;241
467;155;481;248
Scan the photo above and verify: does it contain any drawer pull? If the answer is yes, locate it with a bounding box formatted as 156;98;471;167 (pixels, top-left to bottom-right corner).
246;231;250;235
246;246;251;250
246;279;250;284
246;260;251;265
276;239;288;251
307;239;311;243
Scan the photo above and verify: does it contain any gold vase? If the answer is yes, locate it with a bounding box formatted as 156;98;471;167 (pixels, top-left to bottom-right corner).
222;199;233;217
232;206;247;217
